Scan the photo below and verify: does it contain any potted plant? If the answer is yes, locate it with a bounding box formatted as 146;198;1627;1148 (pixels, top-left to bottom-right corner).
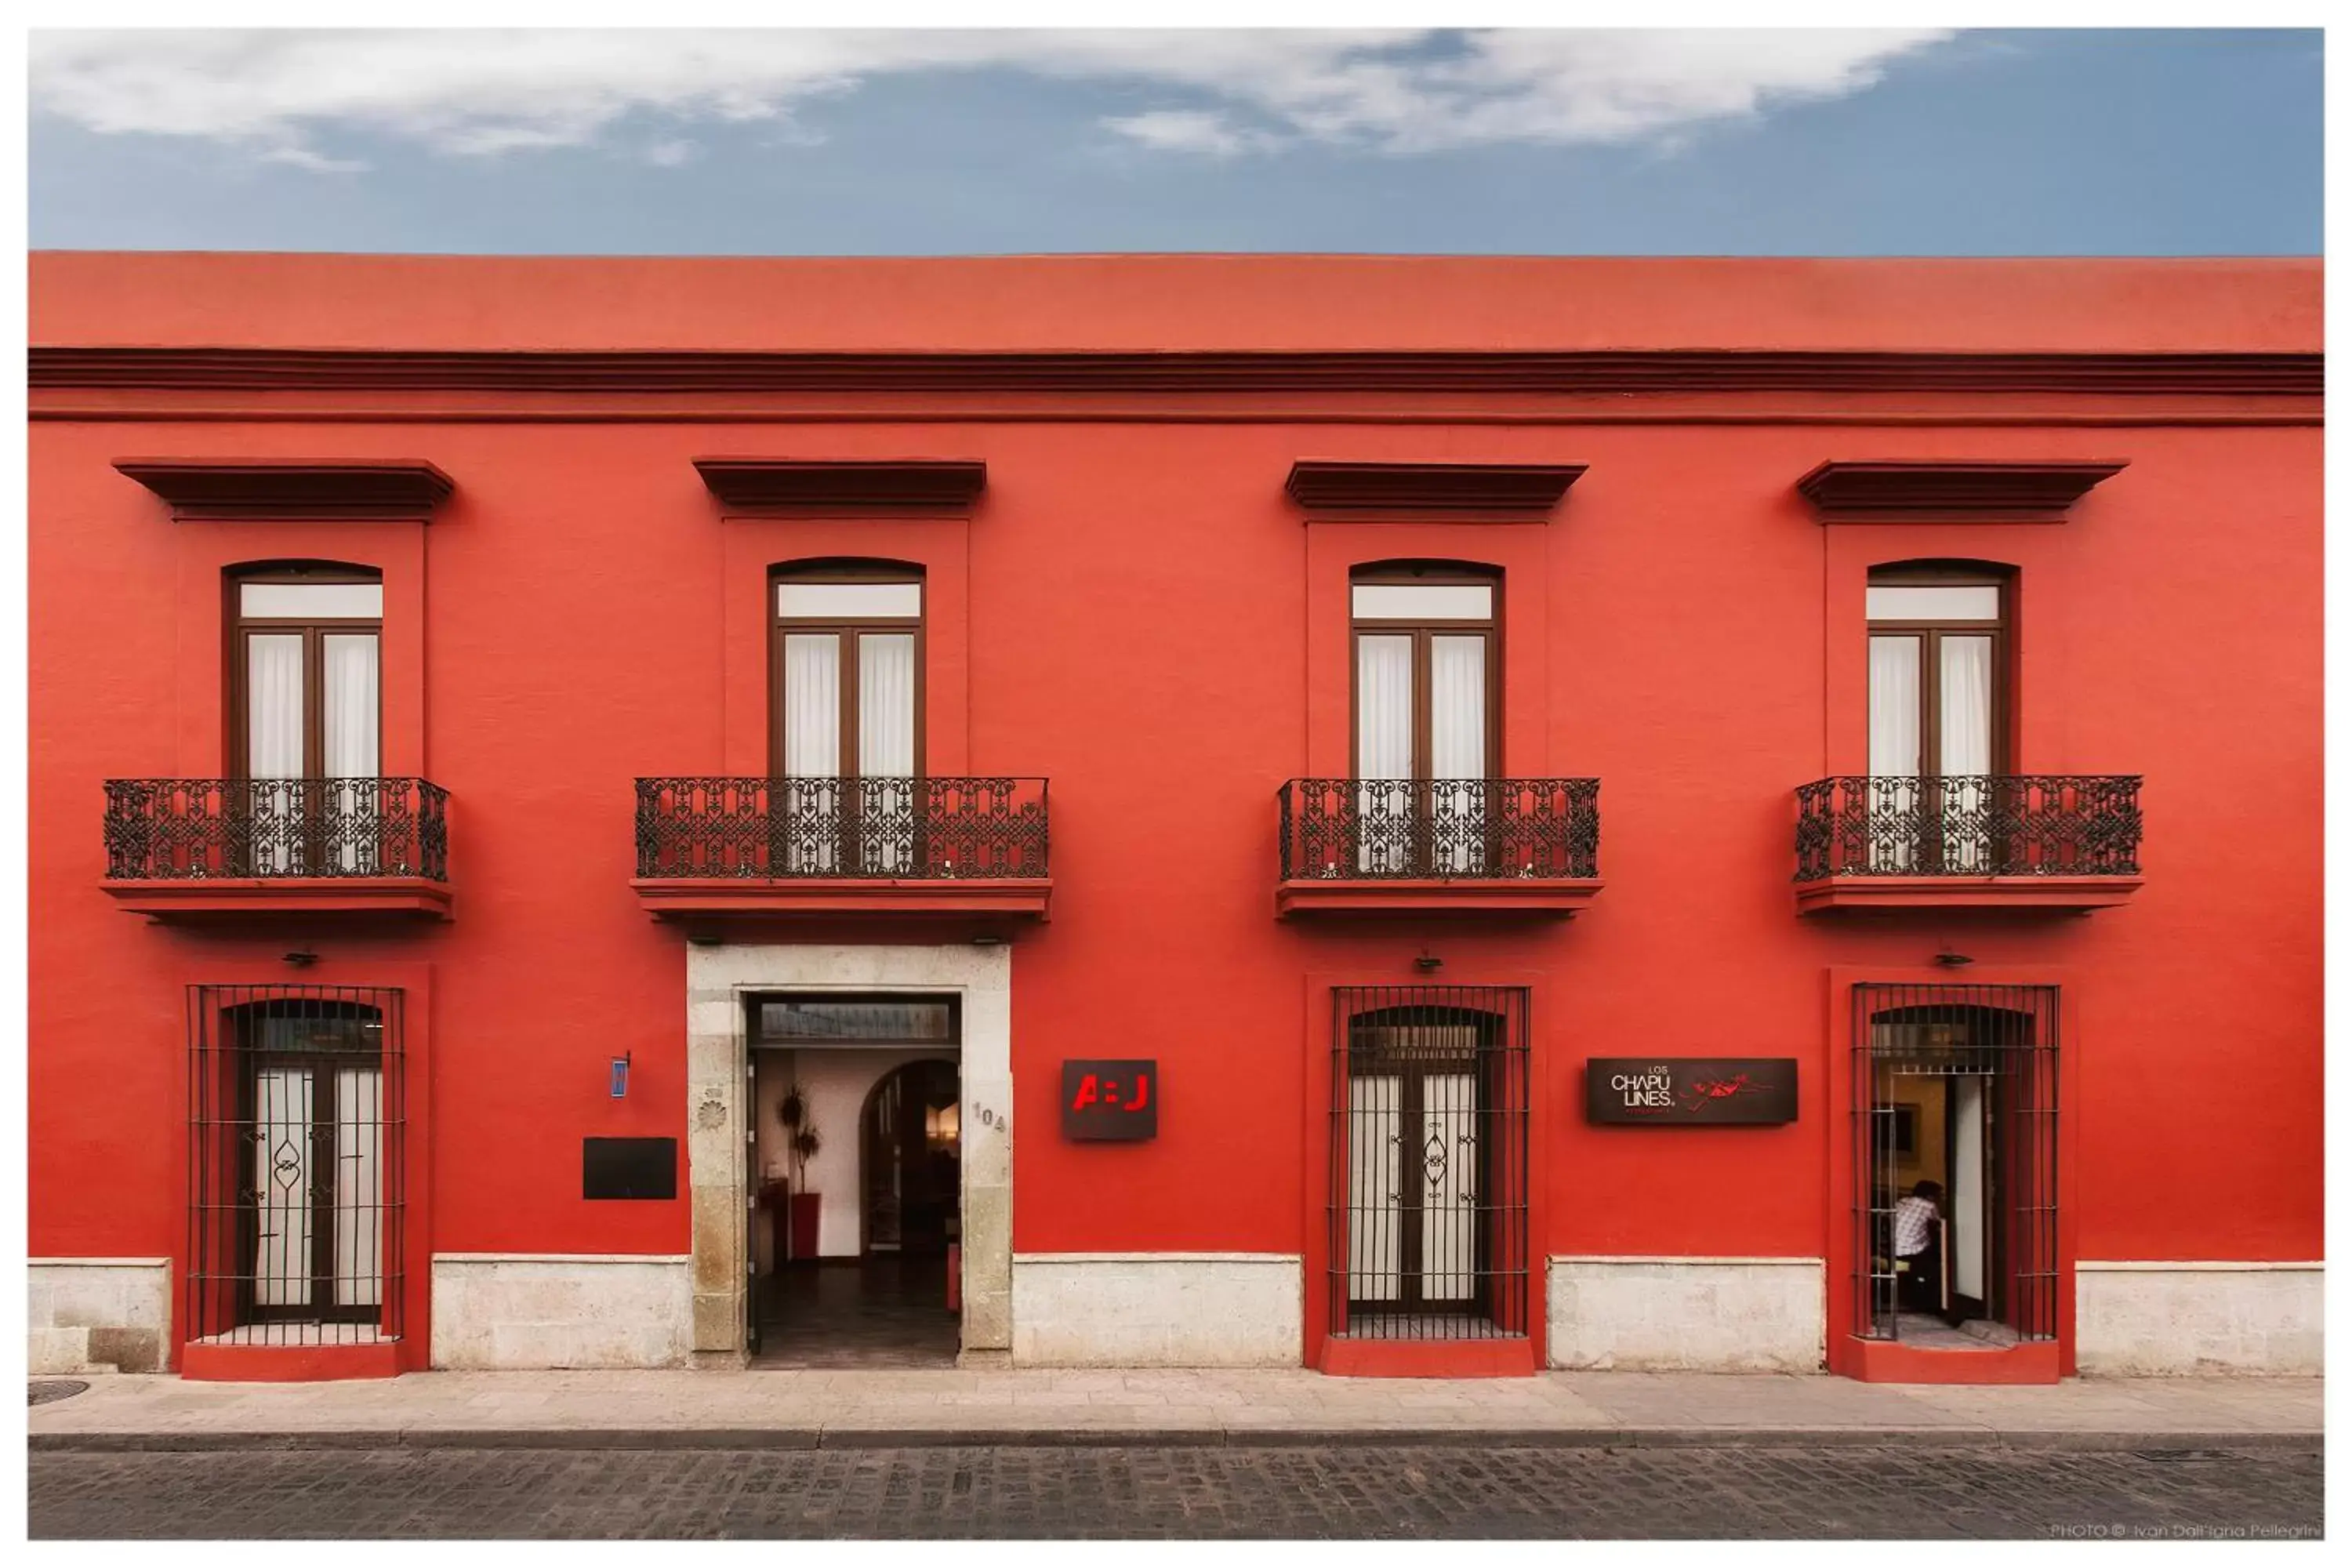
779;1087;822;1261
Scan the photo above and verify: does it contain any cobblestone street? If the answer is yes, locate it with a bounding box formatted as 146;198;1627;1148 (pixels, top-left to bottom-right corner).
30;1444;2322;1540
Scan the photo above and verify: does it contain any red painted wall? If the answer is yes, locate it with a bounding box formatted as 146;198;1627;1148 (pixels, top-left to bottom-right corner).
28;256;2322;1368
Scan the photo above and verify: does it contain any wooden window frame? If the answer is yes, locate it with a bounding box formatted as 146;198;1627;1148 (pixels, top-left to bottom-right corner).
228;564;386;782
1865;564;2013;779
1348;565;1503;878
1348;564;1503;784
768;563;928;782
1867;564;2016;875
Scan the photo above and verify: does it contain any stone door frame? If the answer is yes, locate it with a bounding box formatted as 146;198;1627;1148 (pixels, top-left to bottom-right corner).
684;942;1013;1363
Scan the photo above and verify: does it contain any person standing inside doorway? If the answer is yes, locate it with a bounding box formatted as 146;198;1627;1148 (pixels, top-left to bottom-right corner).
1894;1180;1944;1310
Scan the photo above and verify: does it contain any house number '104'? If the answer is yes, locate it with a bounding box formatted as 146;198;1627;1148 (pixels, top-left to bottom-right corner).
972;1104;1004;1132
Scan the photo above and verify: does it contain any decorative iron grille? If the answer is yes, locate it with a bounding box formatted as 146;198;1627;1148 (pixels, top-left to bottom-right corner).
105;778;449;880
1795;775;2140;880
187;985;407;1348
1851;982;2058;1345
633;776;1048;880
1280;779;1599;881
1329;985;1530;1341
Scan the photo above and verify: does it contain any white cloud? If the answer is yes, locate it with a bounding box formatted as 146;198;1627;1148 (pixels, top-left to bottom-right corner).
28;28;1955;169
1100;109;1258;158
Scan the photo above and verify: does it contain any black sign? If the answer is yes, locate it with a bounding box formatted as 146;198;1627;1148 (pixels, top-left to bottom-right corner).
1062;1060;1157;1141
583;1137;679;1199
1584;1059;1798;1126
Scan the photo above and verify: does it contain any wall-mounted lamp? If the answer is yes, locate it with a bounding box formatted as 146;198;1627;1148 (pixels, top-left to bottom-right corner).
609;1052;633;1098
1933;949;1975;968
282;949;318;968
971;934;1007;948
685;934;722;948
1414;953;1444;973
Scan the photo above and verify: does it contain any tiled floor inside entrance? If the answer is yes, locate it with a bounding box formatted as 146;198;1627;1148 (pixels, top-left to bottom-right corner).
1891;1312;2024;1350
753;1254;959;1369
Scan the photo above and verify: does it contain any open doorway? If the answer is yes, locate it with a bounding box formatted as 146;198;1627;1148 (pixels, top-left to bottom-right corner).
1855;984;2059;1352
746;993;961;1368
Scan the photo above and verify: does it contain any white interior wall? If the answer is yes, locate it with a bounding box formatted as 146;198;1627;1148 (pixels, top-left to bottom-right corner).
778;1046;957;1258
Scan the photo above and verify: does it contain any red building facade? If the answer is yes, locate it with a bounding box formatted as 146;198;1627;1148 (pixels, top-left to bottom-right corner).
28;254;2322;1383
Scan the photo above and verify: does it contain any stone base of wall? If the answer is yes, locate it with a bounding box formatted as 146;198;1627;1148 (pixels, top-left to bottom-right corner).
431;1254;692;1370
2076;1262;2322;1375
1548;1256;1824;1371
29;1258;172;1374
1011;1254;1301;1367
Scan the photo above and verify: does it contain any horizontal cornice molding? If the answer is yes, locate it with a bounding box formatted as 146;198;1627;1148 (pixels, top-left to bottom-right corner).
1798;459;2128;524
1288;460;1583;517
693;457;985;513
114;457;454;521
31;347;2324;397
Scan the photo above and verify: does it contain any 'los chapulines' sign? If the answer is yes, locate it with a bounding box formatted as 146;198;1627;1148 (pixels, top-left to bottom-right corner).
1585;1058;1798;1126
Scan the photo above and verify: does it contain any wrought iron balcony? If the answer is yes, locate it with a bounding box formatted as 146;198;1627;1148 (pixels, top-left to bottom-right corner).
104;777;449;880
633;777;1051;920
1793;775;2142;913
101;778;452;918
1276;778;1602;916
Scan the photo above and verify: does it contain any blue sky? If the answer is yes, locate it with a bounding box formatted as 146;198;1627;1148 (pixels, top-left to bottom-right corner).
27;29;2322;255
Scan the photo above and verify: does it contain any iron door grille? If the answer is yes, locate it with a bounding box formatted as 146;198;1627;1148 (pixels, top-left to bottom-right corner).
1851;982;2058;1344
1329;985;1530;1341
187;985;407;1347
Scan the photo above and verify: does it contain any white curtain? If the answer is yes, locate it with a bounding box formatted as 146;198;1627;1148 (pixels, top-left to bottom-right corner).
858;633;917;873
783;635;842;776
1868;636;1921;777
783;634;842;872
1939;636;1994;775
1430;636;1487;873
246;636;305;873
1356;636;1413;872
1867;637;1922;872
321;634;379;777
858;633;916;776
247;635;305;779
1940;635;1995;870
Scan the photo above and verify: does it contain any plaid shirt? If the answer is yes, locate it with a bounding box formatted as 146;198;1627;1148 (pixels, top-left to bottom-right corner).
1893;1195;1939;1258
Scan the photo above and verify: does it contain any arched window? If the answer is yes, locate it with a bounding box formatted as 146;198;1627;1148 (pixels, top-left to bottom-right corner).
771;561;924;781
230;562;383;781
771;561;924;874
1346;563;1500;875
1865;561;2012;781
1350;561;1499;785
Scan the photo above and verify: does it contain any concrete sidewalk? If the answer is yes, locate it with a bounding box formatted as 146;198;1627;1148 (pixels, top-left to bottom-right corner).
27;1370;2323;1452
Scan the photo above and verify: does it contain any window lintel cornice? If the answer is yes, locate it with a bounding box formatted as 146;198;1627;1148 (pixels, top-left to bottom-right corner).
115;459;454;522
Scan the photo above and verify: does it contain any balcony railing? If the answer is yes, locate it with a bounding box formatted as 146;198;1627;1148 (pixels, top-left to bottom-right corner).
1794;775;2143;881
103;778;450;881
634;776;1049;880
1278;778;1601;881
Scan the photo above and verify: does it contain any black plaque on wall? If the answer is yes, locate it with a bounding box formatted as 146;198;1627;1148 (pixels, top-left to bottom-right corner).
583;1137;679;1199
1062;1060;1158;1142
1584;1059;1798;1126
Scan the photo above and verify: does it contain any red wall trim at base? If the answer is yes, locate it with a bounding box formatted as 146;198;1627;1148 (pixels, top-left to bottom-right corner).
1834;1335;2063;1385
180;1340;405;1382
1316;1338;1538;1379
